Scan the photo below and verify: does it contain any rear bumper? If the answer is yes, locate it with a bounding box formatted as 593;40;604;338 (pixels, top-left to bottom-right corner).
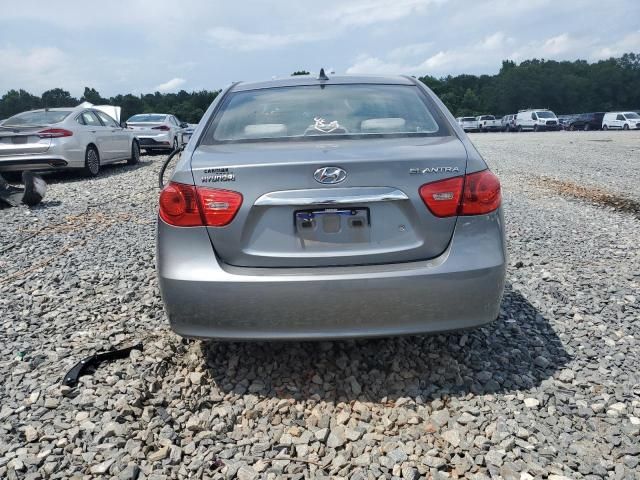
137;133;172;149
0;155;70;172
157;210;507;340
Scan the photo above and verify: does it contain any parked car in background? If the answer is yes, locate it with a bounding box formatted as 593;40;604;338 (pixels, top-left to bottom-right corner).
567;112;604;131
476;115;501;132
457;116;479;132
0;106;139;176
157;74;505;340
515;109;559;131
602;112;640;130
181;123;198;145
500;114;516;132
557;115;575;130
125;114;187;153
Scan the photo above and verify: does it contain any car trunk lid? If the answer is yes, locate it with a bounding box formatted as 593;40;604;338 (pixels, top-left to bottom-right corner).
190;136;468;267
0;126;51;156
126;122;166;136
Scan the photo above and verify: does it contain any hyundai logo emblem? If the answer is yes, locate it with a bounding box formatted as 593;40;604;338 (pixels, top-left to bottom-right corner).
314;166;347;184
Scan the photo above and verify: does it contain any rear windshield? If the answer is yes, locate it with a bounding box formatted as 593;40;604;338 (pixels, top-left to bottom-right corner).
3;110;71;127
203;84;448;143
127;114;167;122
461;117;476;121
536;111;556;119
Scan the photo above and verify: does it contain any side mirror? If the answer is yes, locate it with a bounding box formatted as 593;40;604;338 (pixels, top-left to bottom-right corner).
120;121;127;128
180;122;188;128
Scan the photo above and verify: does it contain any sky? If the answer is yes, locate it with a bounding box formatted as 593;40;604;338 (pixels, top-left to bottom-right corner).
1;0;639;97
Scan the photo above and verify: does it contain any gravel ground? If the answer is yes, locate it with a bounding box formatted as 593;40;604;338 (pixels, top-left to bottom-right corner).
1;132;639;480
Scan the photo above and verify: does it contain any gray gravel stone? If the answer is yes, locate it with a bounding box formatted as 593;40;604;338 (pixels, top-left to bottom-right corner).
1;135;639;479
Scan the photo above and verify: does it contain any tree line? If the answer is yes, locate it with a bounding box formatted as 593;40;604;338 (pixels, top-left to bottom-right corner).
420;53;640;117
1;53;638;123
0;87;219;124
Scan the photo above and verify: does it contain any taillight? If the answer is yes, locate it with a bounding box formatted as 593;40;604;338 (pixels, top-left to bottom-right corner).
159;183;202;227
197;187;243;226
159;182;242;227
460;169;501;215
419;169;501;217
152;125;170;131
38;128;73;138
419;176;464;217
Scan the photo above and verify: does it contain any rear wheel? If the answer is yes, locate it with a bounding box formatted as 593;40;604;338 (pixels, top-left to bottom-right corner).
127;141;140;165
517;125;523;132
83;146;100;177
623;124;630;131
569;124;575;131
584;124;590;131
602;125;608;130
172;137;178;151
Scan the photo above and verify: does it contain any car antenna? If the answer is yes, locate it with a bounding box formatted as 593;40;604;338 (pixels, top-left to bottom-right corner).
318;68;329;81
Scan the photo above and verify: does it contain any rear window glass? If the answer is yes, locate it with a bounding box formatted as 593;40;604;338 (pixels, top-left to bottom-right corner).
462;117;476;121
204;85;447;143
127;114;167;122
4;110;71;127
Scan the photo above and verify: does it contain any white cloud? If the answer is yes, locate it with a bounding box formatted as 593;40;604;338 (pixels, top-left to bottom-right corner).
347;31;510;76
388;42;434;60
207;27;327;51
347;28;640;78
591;30;640;59
0;46;66;76
324;0;444;27
155;78;186;92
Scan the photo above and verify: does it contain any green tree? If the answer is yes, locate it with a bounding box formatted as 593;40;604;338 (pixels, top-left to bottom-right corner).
41;88;77;108
291;70;310;76
0;89;41;118
81;87;107;104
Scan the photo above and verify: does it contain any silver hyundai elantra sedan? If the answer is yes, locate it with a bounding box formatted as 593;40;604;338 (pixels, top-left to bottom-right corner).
157;74;506;340
0;106;140;176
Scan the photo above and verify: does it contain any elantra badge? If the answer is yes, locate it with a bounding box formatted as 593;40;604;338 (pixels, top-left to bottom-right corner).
314;166;347;184
409;167;460;174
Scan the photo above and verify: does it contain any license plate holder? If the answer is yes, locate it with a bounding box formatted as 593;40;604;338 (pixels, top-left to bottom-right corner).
294;207;370;245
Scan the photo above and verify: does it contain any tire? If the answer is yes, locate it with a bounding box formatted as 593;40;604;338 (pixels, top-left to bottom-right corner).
533;125;539;132
603;125;608;131
623;124;629;131
517;125;523;132
569;124;575;131
83;146;100;177
172;137;178;151
584;124;590;131
127;141;140;165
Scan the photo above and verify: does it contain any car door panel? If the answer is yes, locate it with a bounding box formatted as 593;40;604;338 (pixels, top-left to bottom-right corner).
95;111;129;160
80;111;112;160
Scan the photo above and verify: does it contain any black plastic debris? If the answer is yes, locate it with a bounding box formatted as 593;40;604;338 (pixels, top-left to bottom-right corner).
0;172;47;208
62;343;143;387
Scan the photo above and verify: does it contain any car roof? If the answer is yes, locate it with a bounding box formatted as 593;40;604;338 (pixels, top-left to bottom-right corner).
231;75;416;92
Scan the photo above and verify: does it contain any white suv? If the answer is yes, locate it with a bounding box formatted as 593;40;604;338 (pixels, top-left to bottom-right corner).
602;112;640;130
515;109;559;132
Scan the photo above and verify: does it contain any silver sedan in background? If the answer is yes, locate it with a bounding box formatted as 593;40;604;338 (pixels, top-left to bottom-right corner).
125;113;187;154
0;106;140;177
